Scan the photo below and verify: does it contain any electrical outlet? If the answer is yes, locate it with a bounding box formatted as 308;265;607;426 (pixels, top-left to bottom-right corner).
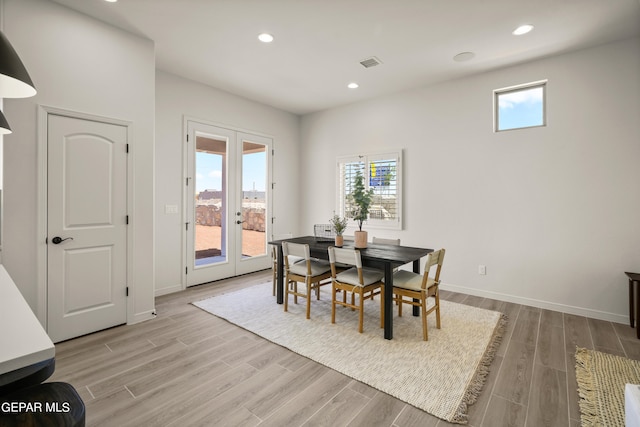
165;205;179;214
478;265;486;275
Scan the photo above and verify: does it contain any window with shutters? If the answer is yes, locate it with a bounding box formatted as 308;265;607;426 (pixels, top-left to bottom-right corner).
337;151;402;230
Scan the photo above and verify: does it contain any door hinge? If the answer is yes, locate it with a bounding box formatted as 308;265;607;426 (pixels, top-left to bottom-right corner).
126;144;129;153
186;134;189;142
272;148;275;156
126;287;129;297
272;182;275;190
186;222;190;231
185;267;188;274
271;217;275;224
126;215;129;225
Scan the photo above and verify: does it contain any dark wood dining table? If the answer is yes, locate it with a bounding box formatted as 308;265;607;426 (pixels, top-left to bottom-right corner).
269;235;433;340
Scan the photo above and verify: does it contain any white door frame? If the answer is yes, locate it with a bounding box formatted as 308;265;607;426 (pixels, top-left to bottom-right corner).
36;105;134;329
182;116;273;289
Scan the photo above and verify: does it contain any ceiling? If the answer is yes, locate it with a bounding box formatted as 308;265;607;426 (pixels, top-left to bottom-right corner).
51;0;640;115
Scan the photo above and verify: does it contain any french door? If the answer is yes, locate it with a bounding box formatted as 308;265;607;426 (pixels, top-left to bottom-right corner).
185;120;272;286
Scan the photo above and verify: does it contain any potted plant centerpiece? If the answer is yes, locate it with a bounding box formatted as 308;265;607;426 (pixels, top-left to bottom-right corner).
329;214;348;247
350;169;374;248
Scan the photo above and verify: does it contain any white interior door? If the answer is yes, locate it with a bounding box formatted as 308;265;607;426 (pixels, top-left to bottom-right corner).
185;121;271;286
47;114;128;343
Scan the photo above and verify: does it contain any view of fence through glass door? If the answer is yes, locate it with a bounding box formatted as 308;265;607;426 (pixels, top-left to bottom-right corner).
185;121;272;286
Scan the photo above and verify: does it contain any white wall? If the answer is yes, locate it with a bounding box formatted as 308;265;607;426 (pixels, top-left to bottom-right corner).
300;37;640;323
2;0;156;322
155;70;300;295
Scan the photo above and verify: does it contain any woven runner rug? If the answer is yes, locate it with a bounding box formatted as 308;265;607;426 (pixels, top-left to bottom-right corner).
575;347;640;426
193;282;506;424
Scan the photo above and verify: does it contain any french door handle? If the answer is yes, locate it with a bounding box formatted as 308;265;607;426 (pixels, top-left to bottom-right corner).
236;220;246;225
51;236;74;244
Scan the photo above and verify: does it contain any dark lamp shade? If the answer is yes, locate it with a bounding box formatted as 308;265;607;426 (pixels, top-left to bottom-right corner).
0;109;12;135
0;31;37;98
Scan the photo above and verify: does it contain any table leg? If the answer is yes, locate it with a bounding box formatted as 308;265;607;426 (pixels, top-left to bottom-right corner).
384;263;393;340
413;259;420;317
635;280;640;340
276;246;284;304
630;278;635;328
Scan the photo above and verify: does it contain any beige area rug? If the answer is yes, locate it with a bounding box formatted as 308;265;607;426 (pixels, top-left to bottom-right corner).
576;347;640;426
193;282;506;424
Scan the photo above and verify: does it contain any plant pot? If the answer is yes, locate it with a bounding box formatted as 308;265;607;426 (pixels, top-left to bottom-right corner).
354;230;368;248
335;235;344;247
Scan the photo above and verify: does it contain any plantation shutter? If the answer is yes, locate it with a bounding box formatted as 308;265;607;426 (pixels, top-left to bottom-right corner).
336;151;402;230
368;153;400;225
338;157;365;220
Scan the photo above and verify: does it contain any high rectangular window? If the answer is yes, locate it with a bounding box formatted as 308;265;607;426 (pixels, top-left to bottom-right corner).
494;81;546;132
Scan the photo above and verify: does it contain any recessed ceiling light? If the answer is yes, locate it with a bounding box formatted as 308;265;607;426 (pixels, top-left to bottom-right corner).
258;33;274;43
104;0;118;2
347;82;359;89
513;24;534;36
453;52;475;62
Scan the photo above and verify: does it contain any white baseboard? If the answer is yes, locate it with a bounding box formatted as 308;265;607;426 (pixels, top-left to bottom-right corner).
155;283;183;297
441;282;629;325
128;309;157;325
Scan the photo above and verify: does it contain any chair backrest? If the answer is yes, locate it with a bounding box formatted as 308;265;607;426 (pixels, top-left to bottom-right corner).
372;237;400;245
282;242;314;276
282;241;310;260
328;247;363;278
422;248;445;289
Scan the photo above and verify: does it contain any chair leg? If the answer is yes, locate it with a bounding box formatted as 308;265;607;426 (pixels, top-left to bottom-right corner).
284;278;290;312
306;279;312;319
331;283;337;324
358;290;364;333
421;296;428;341
272;271;276;296
435;291;441;329
398;295;403;317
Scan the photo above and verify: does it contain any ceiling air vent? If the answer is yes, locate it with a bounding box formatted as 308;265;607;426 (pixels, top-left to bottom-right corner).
359;56;382;68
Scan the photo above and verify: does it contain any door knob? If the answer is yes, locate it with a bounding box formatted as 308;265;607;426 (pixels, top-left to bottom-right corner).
51;236;74;244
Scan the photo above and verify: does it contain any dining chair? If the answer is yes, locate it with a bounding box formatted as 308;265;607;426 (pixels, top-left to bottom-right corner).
283;241;332;319
391;248;445;341
372;236;401;245
271;233;298;296
328;246;385;333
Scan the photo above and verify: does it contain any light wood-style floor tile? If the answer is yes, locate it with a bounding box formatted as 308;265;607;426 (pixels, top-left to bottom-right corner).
46;269;640;427
493;341;536;405
525;365;568;427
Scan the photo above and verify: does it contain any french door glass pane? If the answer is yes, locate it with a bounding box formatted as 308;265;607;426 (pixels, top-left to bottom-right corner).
241;140;267;258
195;135;227;266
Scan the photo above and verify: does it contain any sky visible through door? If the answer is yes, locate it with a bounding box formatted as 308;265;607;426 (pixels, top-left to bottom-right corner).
196;151;266;193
